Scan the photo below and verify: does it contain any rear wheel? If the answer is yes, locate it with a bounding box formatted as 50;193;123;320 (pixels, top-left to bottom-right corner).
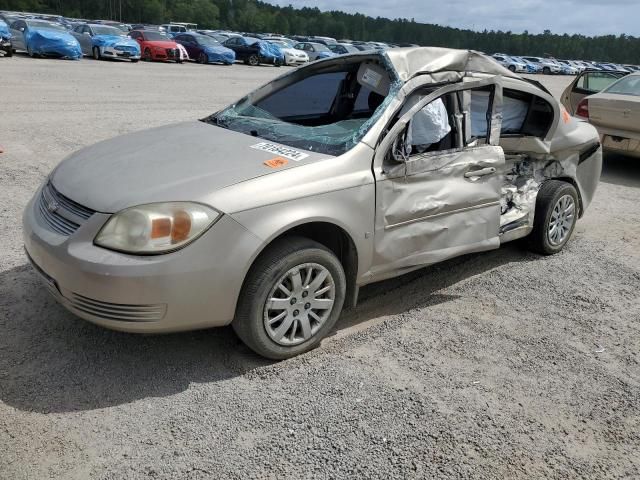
233;236;346;360
92;46;101;60
528;180;579;255
130;59;139;63
247;53;259;66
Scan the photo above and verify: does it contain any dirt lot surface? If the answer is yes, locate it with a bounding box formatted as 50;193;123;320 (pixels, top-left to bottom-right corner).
1;56;639;480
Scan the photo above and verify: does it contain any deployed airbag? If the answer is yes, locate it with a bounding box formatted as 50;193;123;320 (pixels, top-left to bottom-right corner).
407;98;451;147
471;91;527;136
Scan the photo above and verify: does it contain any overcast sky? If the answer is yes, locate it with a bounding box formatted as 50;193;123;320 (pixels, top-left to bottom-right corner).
269;0;640;36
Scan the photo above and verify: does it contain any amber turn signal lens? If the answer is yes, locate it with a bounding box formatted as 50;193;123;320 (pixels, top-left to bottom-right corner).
151;217;171;239
171;210;192;243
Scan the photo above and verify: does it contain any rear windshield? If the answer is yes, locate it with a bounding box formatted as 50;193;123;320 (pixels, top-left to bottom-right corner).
604;75;640;96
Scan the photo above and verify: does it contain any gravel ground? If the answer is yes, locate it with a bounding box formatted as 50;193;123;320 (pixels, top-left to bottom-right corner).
0;56;639;480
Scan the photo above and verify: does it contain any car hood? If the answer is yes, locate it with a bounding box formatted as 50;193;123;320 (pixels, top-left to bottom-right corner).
143;40;176;48
204;45;233;55
93;34;138;48
51;121;331;213
281;47;305;55
27;28;76;43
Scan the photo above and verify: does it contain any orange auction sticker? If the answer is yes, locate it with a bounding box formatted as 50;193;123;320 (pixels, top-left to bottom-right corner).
264;157;289;168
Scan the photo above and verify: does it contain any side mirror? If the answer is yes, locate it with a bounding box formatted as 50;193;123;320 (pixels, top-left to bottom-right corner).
19;27;25;32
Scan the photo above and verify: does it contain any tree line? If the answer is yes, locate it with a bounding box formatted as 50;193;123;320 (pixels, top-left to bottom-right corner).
1;0;639;63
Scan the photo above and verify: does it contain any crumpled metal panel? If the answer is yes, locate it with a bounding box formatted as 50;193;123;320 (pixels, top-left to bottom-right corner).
372;145;504;277
385;47;521;81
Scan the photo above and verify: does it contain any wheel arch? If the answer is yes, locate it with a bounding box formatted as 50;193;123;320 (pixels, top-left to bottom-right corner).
549;176;585;217
241;220;361;310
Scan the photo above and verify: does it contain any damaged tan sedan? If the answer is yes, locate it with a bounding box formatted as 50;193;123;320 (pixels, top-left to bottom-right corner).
24;47;602;359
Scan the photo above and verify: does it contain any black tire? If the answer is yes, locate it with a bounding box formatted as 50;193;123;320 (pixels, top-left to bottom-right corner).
527;180;579;255
508;65;516;72
130;59;139;63
233;236;346;360
92;46;100;60
198;52;207;64
275;58;282;67
4;47;12;57
543;66;551;75
143;48;152;61
247;53;259;66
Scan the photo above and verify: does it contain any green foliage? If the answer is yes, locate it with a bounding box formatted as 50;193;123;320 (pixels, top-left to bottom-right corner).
1;0;638;63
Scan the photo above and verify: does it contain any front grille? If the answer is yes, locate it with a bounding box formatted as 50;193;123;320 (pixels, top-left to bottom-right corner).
37;182;95;236
67;293;167;322
115;45;136;53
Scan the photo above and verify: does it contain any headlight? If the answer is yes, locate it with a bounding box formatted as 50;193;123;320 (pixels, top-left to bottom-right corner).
95;202;220;254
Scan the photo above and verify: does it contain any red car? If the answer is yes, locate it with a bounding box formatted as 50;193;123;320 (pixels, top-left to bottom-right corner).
129;30;183;62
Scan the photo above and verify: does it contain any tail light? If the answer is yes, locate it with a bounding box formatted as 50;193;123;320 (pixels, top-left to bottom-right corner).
576;99;589;119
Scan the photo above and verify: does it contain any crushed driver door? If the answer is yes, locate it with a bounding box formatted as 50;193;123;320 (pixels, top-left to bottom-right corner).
370;77;505;281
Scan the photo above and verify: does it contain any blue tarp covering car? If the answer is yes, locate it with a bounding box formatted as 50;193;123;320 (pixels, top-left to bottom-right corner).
0;20;11;39
203;44;235;64
27;28;82;58
256;40;284;63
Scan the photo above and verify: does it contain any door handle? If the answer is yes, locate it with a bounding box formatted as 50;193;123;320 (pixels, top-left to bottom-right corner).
464;167;496;178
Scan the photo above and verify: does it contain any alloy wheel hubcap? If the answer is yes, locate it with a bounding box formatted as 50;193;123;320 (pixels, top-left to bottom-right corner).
263;263;335;346
548;194;576;246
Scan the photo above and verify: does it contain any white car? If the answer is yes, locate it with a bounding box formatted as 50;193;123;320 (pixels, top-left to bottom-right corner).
264;38;308;66
521;56;563;75
492;54;528;73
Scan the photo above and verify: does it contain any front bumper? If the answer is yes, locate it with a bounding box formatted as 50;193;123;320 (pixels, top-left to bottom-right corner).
101;45;141;60
206;52;235;64
285;53;308;65
23;188;262;333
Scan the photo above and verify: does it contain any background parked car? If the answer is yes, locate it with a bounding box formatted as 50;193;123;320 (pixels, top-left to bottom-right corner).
173;32;235;64
491;54;528;73
0;19;12;56
292;41;335;61
328;43;360;55
263;37;308;65
71;24;140;61
510;56;542;73
129;29;182;62
223;36;284;66
561;70;627;115
521;56;562;74
570;73;640;158
9;19;81;59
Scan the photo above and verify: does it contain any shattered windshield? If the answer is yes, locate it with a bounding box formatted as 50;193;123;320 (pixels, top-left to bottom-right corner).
204;59;400;156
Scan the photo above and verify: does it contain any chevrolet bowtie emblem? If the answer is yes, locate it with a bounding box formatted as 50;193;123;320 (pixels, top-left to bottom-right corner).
46;199;60;213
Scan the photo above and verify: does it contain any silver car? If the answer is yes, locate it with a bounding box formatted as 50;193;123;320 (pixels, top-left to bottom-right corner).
23;48;602;359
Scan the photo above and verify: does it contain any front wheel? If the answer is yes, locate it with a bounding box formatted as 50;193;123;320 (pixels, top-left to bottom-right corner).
142;48;152;61
543;66;551;75
233;236;346;360
92;46;101;60
528;180;579;255
508;65;516;72
198;52;207;64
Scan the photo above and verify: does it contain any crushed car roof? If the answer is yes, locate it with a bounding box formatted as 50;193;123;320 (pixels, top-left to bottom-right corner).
385;47;522;81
